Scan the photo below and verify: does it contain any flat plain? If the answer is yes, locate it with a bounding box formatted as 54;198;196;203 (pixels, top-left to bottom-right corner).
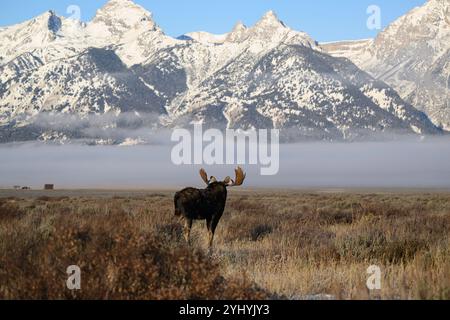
0;189;449;299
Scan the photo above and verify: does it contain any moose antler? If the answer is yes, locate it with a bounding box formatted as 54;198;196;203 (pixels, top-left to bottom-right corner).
201;167;245;186
200;168;217;185
228;167;246;187
200;168;210;185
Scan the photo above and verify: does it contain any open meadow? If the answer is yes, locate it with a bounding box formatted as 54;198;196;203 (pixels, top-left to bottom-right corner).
0;189;449;300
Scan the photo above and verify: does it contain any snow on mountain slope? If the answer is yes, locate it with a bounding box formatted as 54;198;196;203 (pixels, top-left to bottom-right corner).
173;43;439;140
0;11;62;57
84;0;179;67
321;39;373;66
0;53;44;85
0;48;166;126
0;11;87;65
182;12;318;48
174;11;319;89
238;11;317;48
184;31;229;45
0;0;175;68
132;11;319;96
0;0;443;143
407;48;450;129
322;0;450;130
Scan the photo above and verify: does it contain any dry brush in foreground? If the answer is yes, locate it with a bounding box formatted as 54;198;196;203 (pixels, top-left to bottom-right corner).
0;191;449;300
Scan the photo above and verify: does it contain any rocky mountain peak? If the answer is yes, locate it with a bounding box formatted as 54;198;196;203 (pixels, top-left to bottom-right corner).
232;21;247;32
255;10;287;29
224;21;248;42
90;0;159;38
28;10;62;34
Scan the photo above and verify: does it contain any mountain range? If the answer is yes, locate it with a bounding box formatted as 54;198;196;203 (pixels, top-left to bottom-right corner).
0;0;446;144
322;0;450;131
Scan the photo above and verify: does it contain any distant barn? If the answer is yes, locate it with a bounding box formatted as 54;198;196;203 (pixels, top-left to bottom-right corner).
44;184;55;190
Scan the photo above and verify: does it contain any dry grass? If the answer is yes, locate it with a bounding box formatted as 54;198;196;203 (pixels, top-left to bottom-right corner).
0;191;449;300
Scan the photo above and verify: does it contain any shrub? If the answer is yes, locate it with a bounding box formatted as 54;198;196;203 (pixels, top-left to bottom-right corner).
0;216;267;300
335;229;428;264
250;224;273;242
0;200;25;222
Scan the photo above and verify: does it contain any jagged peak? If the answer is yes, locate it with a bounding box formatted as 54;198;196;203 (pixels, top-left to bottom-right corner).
94;0;152;17
225;21;248;43
33;10;56;21
255;10;287;29
263;10;278;20
91;0;157;30
85;0;164;42
232;21;247;32
34;10;57;20
15;10;63;35
223;11;317;47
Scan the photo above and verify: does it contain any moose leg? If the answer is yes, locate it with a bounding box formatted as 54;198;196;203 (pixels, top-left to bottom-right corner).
183;218;193;245
207;217;220;249
206;219;214;249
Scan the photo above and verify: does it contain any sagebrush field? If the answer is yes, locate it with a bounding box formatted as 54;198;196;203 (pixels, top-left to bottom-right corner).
0;190;449;300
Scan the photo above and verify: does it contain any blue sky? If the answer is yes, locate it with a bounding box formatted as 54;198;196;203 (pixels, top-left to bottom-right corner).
0;0;426;42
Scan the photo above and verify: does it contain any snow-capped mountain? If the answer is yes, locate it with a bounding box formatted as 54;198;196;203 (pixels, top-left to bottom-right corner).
0;10;85;65
322;0;450;130
176;42;439;140
0;0;443;143
86;0;160;42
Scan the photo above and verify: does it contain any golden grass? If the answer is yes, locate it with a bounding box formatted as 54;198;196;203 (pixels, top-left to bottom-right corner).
0;191;449;300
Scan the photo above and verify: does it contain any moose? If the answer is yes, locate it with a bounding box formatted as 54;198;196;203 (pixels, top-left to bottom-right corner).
174;167;246;249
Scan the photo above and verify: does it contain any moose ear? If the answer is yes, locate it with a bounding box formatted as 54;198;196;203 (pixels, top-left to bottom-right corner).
210;176;218;183
223;176;231;185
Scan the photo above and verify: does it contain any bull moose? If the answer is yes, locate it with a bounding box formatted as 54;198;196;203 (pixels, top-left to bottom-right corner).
174;167;246;249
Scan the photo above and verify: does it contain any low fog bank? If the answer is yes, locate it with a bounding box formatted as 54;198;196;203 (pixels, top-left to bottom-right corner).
1;138;450;189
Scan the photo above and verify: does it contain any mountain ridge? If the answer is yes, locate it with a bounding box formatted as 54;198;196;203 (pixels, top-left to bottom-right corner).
0;0;444;144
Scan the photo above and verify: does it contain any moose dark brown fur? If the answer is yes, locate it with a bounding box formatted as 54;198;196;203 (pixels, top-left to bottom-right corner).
174;167;246;248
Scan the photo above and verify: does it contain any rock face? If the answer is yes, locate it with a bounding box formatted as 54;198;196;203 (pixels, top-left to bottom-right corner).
322;0;450;130
0;0;443;143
